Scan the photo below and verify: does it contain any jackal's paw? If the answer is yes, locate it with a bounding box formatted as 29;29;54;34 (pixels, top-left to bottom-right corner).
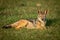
36;27;46;30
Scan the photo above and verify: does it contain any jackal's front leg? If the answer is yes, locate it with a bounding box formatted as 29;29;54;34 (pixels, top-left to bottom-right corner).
36;21;46;30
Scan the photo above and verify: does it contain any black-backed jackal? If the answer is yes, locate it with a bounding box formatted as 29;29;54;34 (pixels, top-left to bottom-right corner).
3;10;48;30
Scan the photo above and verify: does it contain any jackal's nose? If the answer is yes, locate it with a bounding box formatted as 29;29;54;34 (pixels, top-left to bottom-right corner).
42;18;46;22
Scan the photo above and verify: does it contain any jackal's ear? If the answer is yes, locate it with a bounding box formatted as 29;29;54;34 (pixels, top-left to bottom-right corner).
38;10;42;14
44;10;48;14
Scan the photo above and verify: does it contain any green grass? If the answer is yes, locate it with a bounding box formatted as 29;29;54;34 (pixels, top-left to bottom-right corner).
0;0;60;40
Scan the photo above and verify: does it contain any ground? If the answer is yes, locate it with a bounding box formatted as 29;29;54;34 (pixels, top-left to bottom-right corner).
0;0;60;40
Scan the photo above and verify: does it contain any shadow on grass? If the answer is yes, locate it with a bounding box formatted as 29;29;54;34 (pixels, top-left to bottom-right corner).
46;19;53;26
46;18;60;26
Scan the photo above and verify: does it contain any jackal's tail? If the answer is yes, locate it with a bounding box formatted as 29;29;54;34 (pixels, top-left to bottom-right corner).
2;25;12;29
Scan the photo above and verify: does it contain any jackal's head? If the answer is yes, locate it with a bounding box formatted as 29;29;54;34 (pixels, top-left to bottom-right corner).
37;10;48;22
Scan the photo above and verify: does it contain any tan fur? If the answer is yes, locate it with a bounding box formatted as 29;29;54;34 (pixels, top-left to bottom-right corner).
5;10;48;30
